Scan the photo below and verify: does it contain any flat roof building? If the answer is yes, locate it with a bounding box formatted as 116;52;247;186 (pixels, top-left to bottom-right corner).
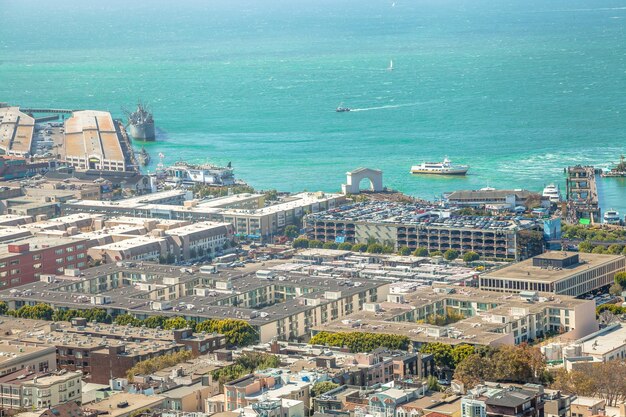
0;107;35;157
0;261;388;344
0;236;89;289
445;189;538;209
0;341;56;376
63;110;127;172
305;201;543;260
0;369;82;412
313;284;597;346
83;393;165;417
480;251;625;296
62;192;345;241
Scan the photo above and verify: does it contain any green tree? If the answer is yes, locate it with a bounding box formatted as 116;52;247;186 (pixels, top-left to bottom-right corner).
592;246;607;254
413;247;429;257
421;342;454;369
293;238;310;249
398;246;412;256
14;304;54;320
615;271;626;288
462;251;480;263
164;317;191;330
84;308;112;324
352;243;368;252
367;243;385;254
610;283;623;296
338;242;353;251
311;381;340;397
309;331;409;353
127;350;194;381
309;240;324;248
452;344;475;366
284;225;300;239
607;244;624;255
0;301;7;315
323;242;339;250
454;353;494;389
490;344;545;384
578;241;594;253
143;316;167;328
429;250;443;257
115;314;142;326
427;375;441;392
211;352;280;385
196;318;258;346
444;249;459;261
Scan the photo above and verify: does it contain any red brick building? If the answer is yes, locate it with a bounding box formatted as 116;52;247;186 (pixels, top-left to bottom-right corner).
0;237;88;289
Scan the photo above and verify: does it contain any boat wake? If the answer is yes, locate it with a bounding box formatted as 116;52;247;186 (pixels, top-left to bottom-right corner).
350;102;421;112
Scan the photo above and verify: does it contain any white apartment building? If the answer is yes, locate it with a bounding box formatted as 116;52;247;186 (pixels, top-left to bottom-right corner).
0;370;82;411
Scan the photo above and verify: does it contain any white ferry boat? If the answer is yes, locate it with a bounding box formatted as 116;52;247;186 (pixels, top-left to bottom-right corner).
603;209;621;225
542;184;561;203
163;161;235;187
410;157;469;175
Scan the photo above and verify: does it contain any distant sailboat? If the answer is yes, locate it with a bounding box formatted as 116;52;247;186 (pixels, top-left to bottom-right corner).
387;60;394;71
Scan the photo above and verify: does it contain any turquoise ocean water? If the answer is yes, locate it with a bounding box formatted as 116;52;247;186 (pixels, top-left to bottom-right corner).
1;0;625;212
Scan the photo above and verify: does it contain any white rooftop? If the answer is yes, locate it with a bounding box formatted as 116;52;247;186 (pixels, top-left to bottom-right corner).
579;324;626;356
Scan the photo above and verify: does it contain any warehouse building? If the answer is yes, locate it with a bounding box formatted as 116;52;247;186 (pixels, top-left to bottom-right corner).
63;110;128;171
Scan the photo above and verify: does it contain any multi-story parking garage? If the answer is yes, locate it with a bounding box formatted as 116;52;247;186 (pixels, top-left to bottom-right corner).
306;201;543;260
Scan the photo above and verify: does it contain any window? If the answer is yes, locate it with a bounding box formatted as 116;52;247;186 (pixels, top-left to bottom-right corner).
10;260;19;266
10;269;19;275
66;255;75;262
76;244;85;250
33;263;42;269
33;254;41;260
77;253;85;259
55;249;64;255
56;258;63;264
66;247;74;253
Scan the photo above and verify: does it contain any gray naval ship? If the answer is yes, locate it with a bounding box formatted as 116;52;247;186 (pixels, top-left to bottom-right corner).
126;103;155;141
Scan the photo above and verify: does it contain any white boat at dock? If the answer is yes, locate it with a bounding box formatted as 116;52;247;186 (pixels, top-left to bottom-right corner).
603;209;621;225
542;184;561;203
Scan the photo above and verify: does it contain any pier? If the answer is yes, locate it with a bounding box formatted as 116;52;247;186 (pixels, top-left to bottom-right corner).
565;165;601;224
20;108;77;114
34;115;61;123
